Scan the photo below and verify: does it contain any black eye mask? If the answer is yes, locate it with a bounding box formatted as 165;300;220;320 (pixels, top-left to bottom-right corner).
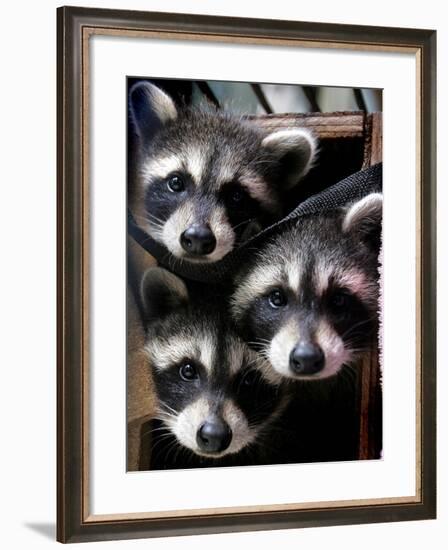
128;163;382;286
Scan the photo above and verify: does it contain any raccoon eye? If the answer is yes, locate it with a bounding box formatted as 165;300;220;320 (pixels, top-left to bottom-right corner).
230;188;245;204
330;290;351;311
268;289;287;308
242;369;259;387
179;363;198;381
222;183;247;207
167;175;185;193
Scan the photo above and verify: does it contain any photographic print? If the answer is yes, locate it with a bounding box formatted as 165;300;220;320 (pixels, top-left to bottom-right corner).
57;6;436;542
126;78;383;472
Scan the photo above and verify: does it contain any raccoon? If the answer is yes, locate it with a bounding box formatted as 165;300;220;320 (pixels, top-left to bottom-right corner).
231;193;383;383
140;267;288;469
129;81;317;263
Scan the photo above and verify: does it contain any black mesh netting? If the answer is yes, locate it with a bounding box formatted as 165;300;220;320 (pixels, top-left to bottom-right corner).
128;163;382;285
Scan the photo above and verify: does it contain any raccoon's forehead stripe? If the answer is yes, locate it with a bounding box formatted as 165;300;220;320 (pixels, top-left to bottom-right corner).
199;333;215;373
316;264;377;305
141;155;182;183
183;147;207;185
141;147;209;186
287;261;303;294
232;257;304;319
144;333;215;372
141;151;277;211
232;261;284;319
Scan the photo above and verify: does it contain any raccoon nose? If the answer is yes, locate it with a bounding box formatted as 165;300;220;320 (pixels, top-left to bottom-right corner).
289;342;325;375
197;418;232;453
181;224;216;256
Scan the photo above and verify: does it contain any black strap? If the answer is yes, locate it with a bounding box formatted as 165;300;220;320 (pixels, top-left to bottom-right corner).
128;163;382;284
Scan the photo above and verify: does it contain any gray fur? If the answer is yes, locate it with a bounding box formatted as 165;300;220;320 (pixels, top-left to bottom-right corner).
129;81;317;262
231;193;383;382
141;267;288;460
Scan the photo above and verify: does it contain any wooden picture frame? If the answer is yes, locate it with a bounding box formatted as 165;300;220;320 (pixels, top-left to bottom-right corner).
57;5;436;543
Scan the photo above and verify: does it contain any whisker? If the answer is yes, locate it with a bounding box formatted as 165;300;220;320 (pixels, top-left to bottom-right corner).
340;317;378;340
159;402;179;416
231;218;254;232
132;213;166;231
140;424;171;438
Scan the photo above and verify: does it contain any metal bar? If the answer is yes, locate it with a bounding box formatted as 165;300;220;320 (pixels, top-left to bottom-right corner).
302;86;321;112
196;81;221;108
250;83;274;113
353;88;368;112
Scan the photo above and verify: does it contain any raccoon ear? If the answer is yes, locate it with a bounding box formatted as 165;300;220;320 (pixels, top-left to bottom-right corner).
342;193;383;250
140;267;189;325
261;128;317;188
129;82;178;147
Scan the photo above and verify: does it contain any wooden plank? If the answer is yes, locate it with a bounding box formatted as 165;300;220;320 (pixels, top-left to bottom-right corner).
362;112;383;168
248;111;366;138
358;346;379;459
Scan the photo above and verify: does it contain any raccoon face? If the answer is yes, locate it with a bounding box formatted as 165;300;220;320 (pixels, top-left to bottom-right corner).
129;81;317;263
141;267;286;458
232;193;383;383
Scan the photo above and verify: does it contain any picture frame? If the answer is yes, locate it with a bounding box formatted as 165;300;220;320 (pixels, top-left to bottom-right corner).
57;5;436;543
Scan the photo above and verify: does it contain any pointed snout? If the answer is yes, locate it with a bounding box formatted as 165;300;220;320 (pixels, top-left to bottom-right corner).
196;416;232;454
181;224;216;256
289;341;325;376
